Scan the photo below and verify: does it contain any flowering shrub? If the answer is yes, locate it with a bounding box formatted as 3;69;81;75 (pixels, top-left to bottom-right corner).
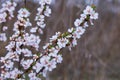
0;0;98;80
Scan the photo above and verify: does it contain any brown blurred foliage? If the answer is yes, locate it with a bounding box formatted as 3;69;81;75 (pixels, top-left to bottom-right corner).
0;0;120;80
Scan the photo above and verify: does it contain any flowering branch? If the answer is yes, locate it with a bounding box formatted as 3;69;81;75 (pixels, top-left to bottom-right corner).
0;0;98;80
19;5;98;80
31;0;52;34
30;5;98;78
0;6;41;80
0;1;17;42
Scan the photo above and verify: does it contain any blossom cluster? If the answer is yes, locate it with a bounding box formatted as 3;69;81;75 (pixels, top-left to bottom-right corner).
0;8;41;80
0;1;17;42
21;5;98;80
74;6;98;27
31;0;52;34
0;1;98;79
0;1;17;23
30;6;99;78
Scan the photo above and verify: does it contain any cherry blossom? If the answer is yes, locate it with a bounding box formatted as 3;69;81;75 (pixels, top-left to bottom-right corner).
35;0;52;34
2;26;8;31
0;1;98;79
33;62;43;73
74;19;82;27
21;59;33;69
0;1;17;23
0;33;7;42
57;38;69;48
83;6;94;15
50;32;61;42
28;72;41;80
0;12;7;23
18;8;30;18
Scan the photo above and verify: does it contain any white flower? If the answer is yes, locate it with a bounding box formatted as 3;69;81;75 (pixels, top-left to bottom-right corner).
33;62;43;73
29;72;41;80
2;71;10;78
40;56;50;65
44;6;51;17
5;41;15;51
13;2;17;8
83;22;88;28
0;12;7;23
2;26;8;31
80;13;87;19
76;27;85;35
28;72;36;79
24;19;32;27
45;60;56;71
18;8;30;18
30;27;38;33
24;34;41;50
42;69;47;77
72;38;77;47
21;59;33;69
37;7;44;14
37;21;46;28
90;11;98;20
5;52;19;61
9;68;23;79
57;38;69;48
73;27;85;39
4;60;14;69
90;19;94;25
21;49;32;57
72;32;80;39
35;15;44;21
74;19;82;27
50;35;58;42
83;6;93;15
68;28;74;33
11;69;22;79
0;33;7;42
39;0;46;6
40;56;57;71
50;32;61;42
45;0;52;4
38;28;43;34
4;52;15;60
0;57;6;63
43;43;51;49
2;1;17;12
53;55;63;63
49;47;59;57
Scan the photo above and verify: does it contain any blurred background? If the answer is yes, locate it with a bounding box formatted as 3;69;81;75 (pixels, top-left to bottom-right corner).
0;0;120;80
